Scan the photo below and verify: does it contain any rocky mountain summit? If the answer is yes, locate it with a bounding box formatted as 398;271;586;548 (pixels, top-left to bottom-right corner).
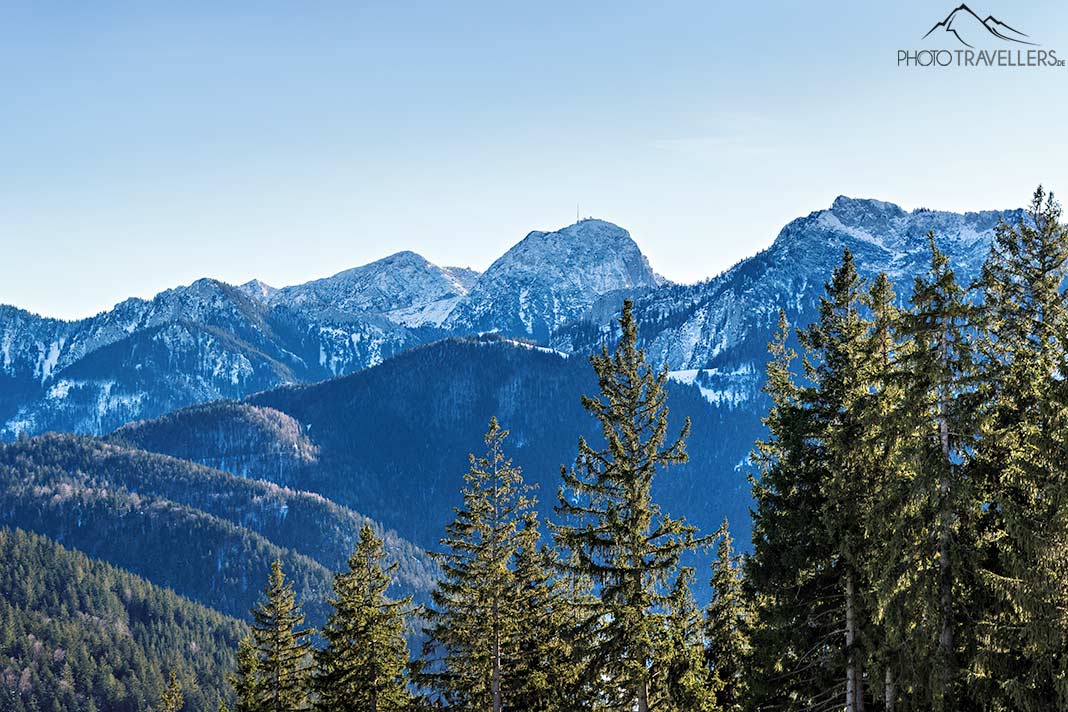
0;200;1024;439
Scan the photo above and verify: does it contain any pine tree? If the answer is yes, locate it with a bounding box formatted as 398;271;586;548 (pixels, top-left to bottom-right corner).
704;522;749;712
553;299;705;712
972;187;1068;710
315;523;412;712
422;418;537;712
251;560;314;712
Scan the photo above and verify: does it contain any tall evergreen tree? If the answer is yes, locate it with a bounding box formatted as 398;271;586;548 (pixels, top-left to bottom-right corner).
505;513;583;712
853;270;913;712
315;524;412;712
747;311;842;710
748;252;881;712
879;234;978;711
972;187;1068;710
802;250;876;712
422;418;539;712
656;567;714;712
553;299;705;712
250;560;314;712
704;522;749;712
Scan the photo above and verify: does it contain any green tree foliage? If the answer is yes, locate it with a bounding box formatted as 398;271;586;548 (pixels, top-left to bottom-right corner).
249;560;314;711
870;235;978;711
315;524;412;712
972;186;1068;710
225;637;263;712
747;310;842;709
748;189;1068;711
504;514;585;712
156;671;186;712
704;522;750;712
553;299;705;712
422;418;555;711
748;257;877;712
0;527;243;712
801;250;880;712
656;567;714;712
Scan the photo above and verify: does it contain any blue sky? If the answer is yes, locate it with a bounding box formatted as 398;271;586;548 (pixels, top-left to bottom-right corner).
3;1;1068;319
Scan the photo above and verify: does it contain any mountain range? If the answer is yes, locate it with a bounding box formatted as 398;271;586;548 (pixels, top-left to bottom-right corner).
0;219;663;439
0;202;1020;442
0;196;1027;706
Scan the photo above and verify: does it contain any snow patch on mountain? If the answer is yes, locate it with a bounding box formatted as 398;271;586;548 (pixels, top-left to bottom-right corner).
238;279;278;302
445;219;660;341
0;198;1030;440
271;251;476;325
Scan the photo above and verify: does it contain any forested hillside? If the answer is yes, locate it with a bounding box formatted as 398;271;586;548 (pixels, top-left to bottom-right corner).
0;527;244;712
0;435;437;623
115;336;760;554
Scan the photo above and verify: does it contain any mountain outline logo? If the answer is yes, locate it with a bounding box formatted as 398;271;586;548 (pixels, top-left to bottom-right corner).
923;4;1037;48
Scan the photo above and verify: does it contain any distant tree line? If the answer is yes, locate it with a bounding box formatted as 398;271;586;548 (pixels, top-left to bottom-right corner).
0;527;244;712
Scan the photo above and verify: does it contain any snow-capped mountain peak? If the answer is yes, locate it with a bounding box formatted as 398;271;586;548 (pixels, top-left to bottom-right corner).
0;199;1030;442
238;279;278;302
270;250;476;326
444;218;660;341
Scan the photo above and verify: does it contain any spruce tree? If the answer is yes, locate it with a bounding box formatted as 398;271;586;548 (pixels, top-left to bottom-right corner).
422;418;537;712
250;560;314;712
156;671;185;712
553;299;704;712
748;252;881;712
225;636;262;712
802;250;876;712
315;524;412;712
855;270;919;712
972;187;1068;710
704;522;749;712
505;513;581;712
746;311;841;709
883;234;978;711
656;568;713;712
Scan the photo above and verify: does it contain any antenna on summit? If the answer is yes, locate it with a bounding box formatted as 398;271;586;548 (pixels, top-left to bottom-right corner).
576;204;579;222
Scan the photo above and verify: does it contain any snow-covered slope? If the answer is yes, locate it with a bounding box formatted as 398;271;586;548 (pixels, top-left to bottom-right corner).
444;219;662;341
555;197;1023;408
271;251;478;327
0;200;1024;438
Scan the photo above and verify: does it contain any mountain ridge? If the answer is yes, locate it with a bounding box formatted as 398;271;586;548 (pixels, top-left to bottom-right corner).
0;198;1027;440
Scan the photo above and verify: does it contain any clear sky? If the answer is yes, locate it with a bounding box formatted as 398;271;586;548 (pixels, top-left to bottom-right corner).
3;1;1068;319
